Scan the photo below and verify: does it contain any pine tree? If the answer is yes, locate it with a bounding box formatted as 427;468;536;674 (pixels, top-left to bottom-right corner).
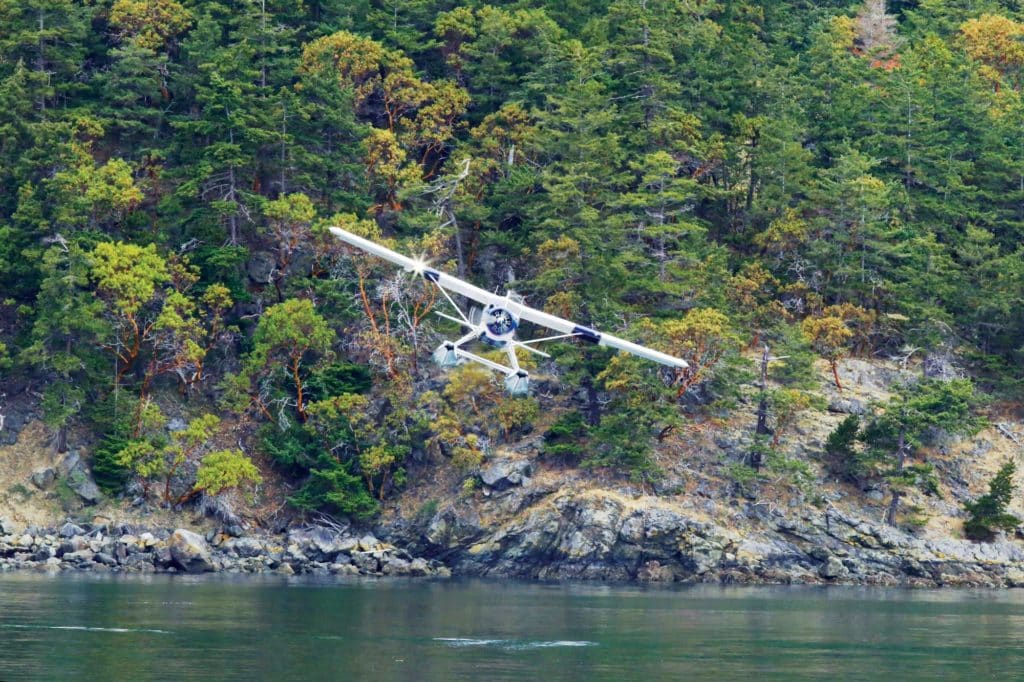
172;11;274;245
964;460;1020;541
25;240;108;452
0;0;91;117
862;378;981;527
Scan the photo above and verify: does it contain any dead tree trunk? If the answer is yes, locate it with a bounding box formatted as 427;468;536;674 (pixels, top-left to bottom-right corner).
885;430;907;527
749;345;770;471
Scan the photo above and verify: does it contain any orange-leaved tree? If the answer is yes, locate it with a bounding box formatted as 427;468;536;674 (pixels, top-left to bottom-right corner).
802;313;853;392
660;308;743;399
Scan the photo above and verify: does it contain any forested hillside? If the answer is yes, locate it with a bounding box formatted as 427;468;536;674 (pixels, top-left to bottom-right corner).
0;0;1021;532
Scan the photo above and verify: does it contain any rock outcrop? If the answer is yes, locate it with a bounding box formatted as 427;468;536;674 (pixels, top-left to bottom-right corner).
381;488;1024;587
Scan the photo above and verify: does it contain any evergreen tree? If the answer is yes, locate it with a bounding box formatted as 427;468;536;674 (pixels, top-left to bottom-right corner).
24;240;108;452
861;378;981;527
963;460;1020;541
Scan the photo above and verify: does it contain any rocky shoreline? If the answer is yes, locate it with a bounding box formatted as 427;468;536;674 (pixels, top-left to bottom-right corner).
2;500;1022;588
382;488;1024;588
0;520;450;578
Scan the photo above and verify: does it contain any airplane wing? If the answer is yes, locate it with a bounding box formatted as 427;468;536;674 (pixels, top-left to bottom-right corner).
329;227;505;306
514;306;689;369
328;226;689;370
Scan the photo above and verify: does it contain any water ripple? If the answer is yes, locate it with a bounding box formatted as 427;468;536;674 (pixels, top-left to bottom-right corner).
1;624;169;634
434;637;597;650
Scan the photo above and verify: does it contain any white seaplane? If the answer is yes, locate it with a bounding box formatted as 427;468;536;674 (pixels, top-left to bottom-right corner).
329;226;689;395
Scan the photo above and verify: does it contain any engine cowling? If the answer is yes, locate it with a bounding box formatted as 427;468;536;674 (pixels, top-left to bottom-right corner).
481;304;518;346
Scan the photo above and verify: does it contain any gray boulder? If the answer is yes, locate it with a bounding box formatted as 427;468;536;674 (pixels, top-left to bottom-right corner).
637;560;675;582
94;552;118;567
351;552;379;574
153;545;173;568
480;458;533;491
57;537;88;556
63;549;95;564
123;553;155;571
288;526;350;558
357;534;379;552
226;537;264;559
168;529;215;573
30;468;56;491
33;546;55;561
0;396;34;446
828;398;867;415
57;452;102;504
409;557;431;577
59;522;85;539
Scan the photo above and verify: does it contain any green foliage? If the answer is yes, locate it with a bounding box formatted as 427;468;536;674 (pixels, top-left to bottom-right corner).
724;461;762;497
856;378;981;526
768;388;823;445
53;479;80;512
2;0;1023;523
495;397;540;442
964;460;1021;541
305;362;373;401
259;387;408;515
415;498;439;523
92;431;133;495
190;244;249;301
194;449;262;498
0;341;11;370
233;298;336;422
6;483;33;502
87;395;143;495
824;415;866;481
90;242;171;317
260;422;320;475
863;379;983;453
541;411;587;462
584;411;661;485
764;448;815;494
288;453;378;520
113;408;241;503
766;323;819;389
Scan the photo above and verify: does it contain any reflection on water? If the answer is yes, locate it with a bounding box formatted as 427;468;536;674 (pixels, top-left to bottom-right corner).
1;573;1024;680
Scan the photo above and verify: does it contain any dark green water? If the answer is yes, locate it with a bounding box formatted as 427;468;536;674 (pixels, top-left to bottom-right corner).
1;574;1023;680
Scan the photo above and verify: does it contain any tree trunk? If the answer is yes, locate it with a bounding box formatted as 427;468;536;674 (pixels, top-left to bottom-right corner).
585;377;601;427
831;359;843;393
57;339;70;453
886;430;907;527
885;489;901;527
292;356;306;421
750;345;770;471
